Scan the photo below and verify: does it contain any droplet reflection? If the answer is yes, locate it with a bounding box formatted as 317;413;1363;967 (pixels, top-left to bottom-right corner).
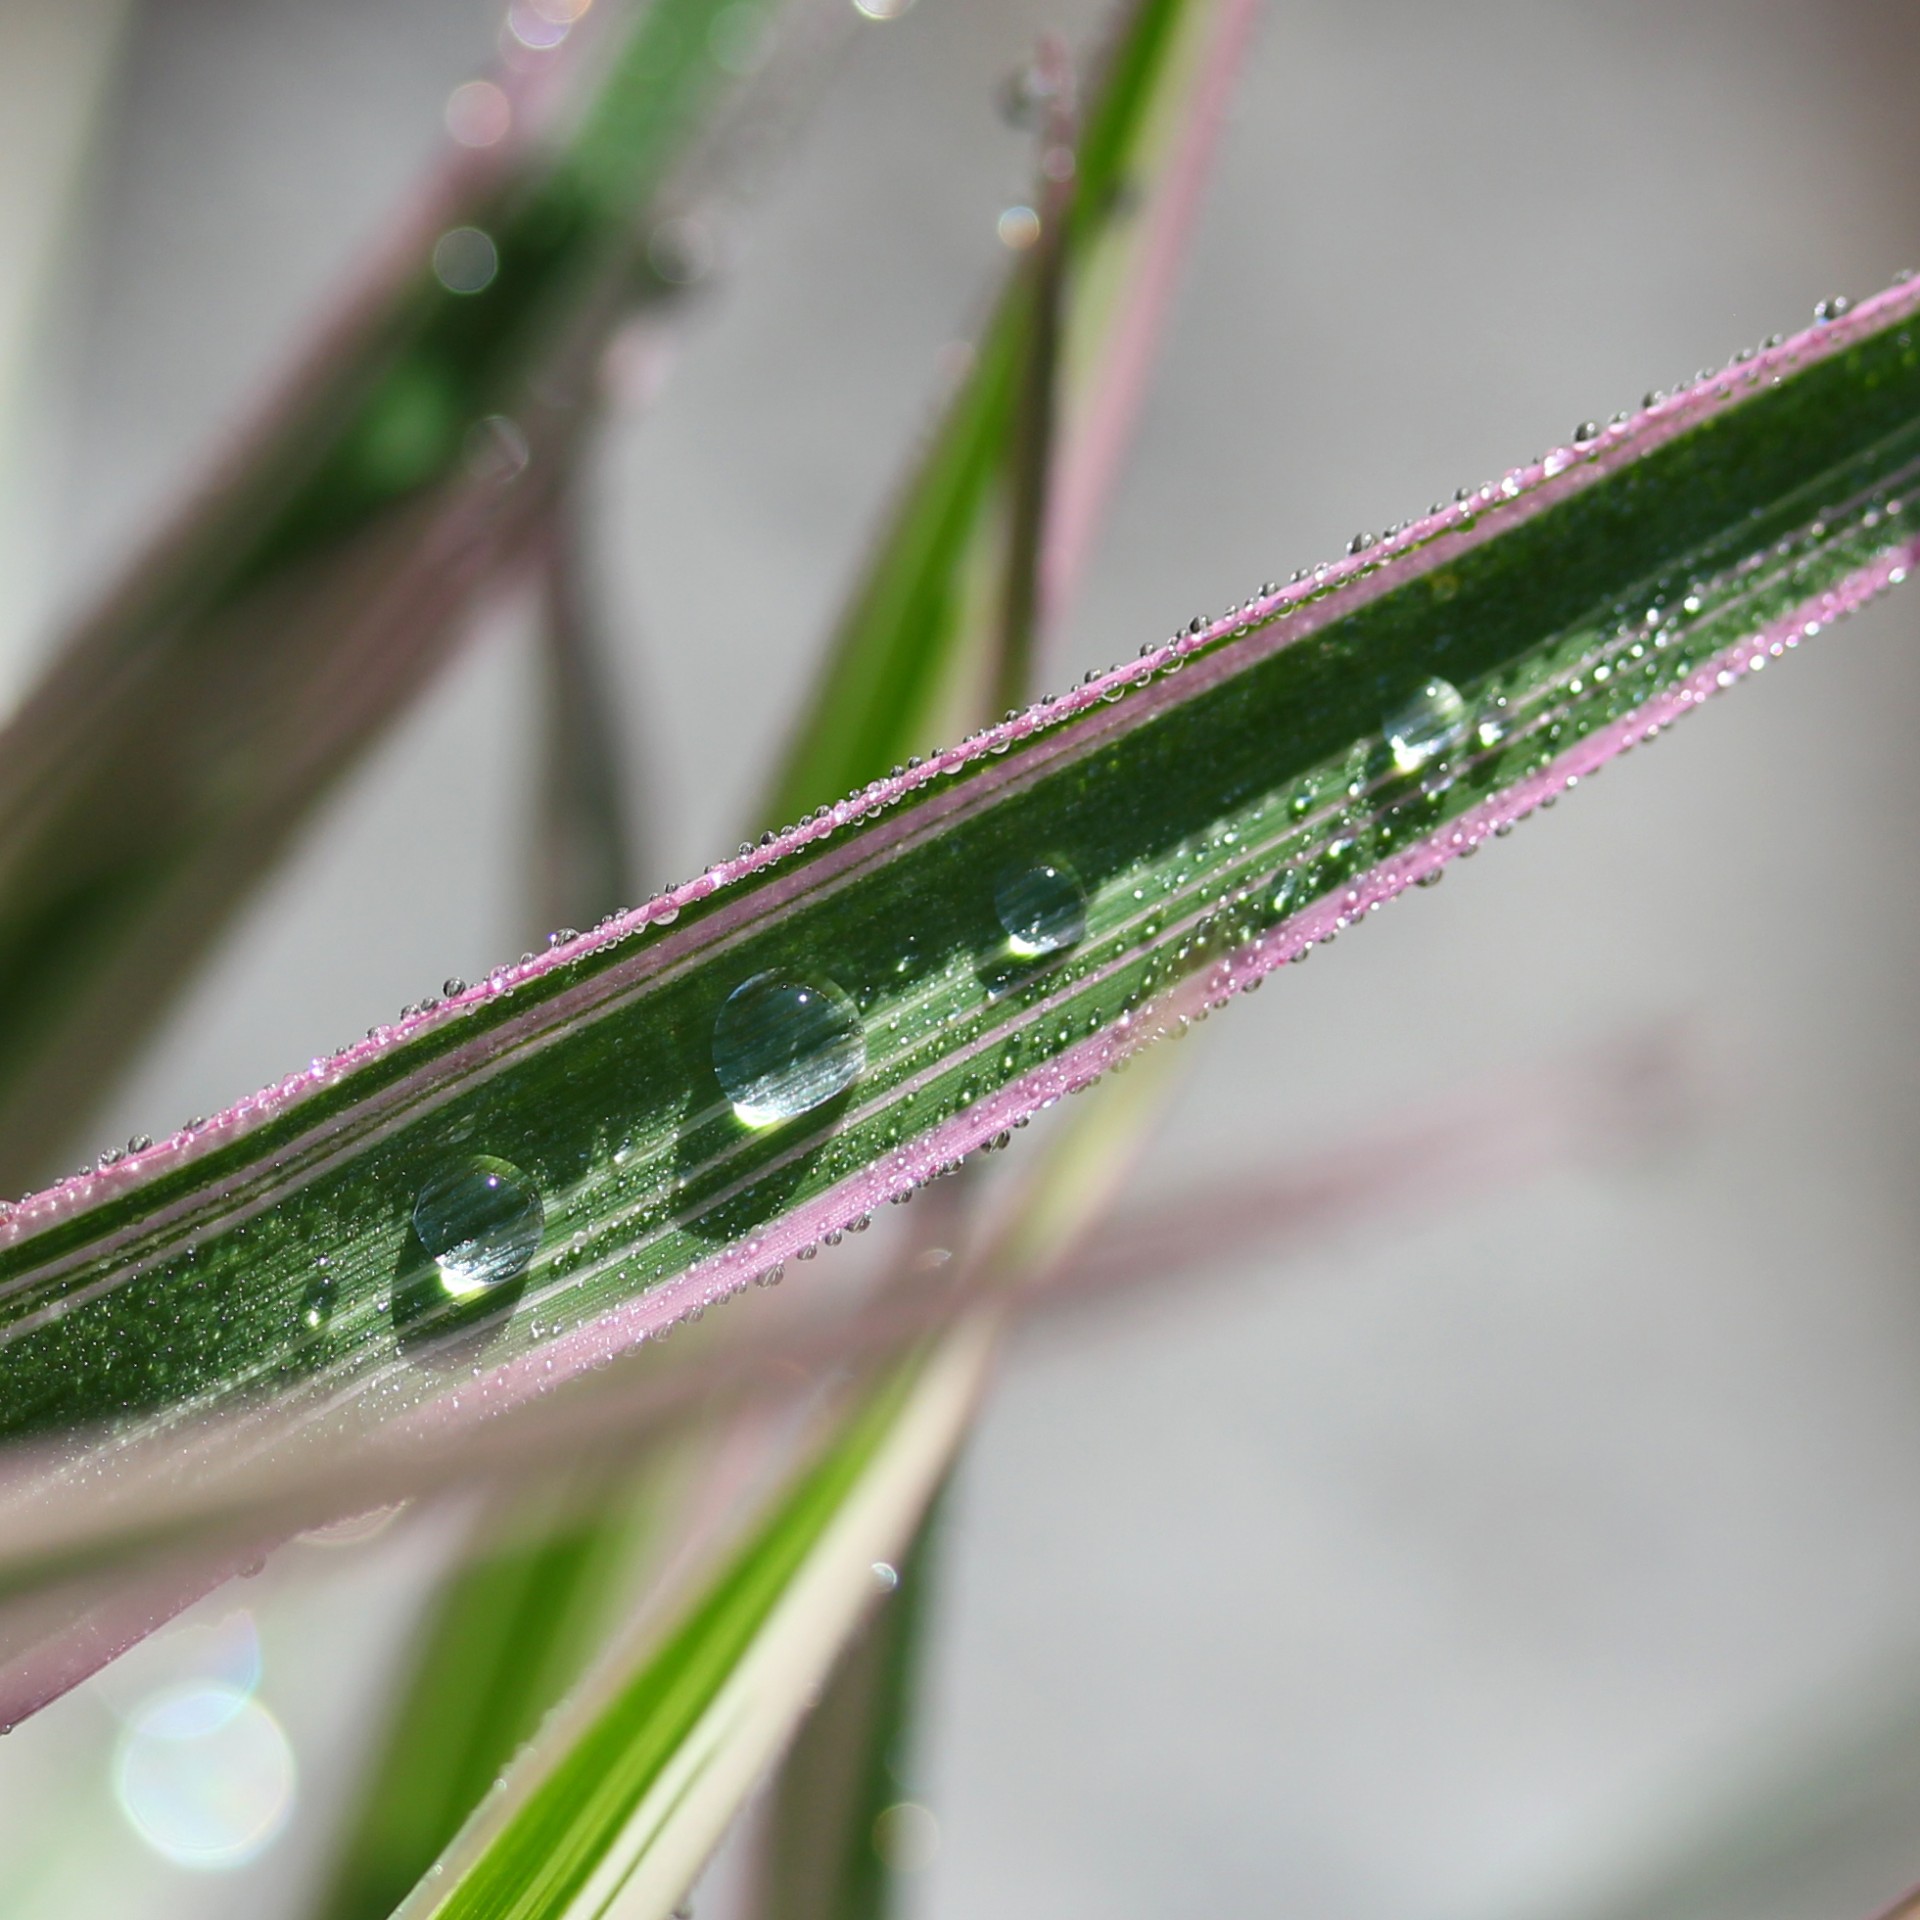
871;1800;940;1872
445;79;511;148
997;205;1041;250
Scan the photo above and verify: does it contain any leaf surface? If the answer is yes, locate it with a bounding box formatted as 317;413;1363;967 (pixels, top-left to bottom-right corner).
3;280;1918;1635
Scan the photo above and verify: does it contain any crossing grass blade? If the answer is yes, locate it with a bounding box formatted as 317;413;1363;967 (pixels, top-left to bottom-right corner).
381;1006;1182;1920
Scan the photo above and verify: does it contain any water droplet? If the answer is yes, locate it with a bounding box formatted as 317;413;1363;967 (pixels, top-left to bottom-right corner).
1383;677;1468;773
1573;420;1600;442
464;414;530;485
412;1156;544;1299
300;1270;336;1333
647;215;715;286
871;1800;940;1872
713;974;865;1126
994;859;1087;958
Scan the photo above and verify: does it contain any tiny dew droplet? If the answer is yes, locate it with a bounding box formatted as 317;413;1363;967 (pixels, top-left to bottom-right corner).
1383;677;1468;773
412;1156;544;1298
713;974;866;1127
994;859;1088;958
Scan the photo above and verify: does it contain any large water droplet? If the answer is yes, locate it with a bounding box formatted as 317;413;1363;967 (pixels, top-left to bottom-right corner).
714;974;865;1126
1383;677;1468;774
412;1156;544;1298
994;859;1088;957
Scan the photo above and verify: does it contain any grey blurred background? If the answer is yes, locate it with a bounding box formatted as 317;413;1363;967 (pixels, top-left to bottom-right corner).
3;0;1920;1914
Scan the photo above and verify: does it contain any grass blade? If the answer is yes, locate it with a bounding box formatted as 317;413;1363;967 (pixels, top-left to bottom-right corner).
318;1473;671;1920
396;1326;991;1920
2;278;1917;1617
306;9;1250;1901
758;0;1240;824
388;989;1182;1920
0;1019;1673;1743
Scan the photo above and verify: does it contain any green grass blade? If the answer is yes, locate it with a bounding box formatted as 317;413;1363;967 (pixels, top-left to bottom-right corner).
398;1327;991;1920
319;1472;672;1920
757;0;1228;826
3;280;1918;1620
311;466;665;1920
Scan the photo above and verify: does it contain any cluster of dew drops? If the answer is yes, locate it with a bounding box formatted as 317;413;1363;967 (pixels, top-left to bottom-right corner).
15;285;1916;1347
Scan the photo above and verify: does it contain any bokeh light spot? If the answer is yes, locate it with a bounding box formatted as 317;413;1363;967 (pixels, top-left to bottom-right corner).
871;1800;939;1872
115;1684;296;1870
432;226;499;295
445;80;512;148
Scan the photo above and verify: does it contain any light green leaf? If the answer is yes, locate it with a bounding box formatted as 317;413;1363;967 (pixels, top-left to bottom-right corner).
396;1323;994;1920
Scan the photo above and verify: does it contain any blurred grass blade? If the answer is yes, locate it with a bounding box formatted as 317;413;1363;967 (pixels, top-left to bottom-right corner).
0;1020;1676;1735
0;0;830;1188
322;1474;671;1920
751;1494;945;1920
319;6;1247;1900
759;0;1244;824
3;280;1919;1616
393;1327;991;1920
315;477;663;1919
734;8;1250;1898
1042;0;1258;629
1056;1025;1691;1308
